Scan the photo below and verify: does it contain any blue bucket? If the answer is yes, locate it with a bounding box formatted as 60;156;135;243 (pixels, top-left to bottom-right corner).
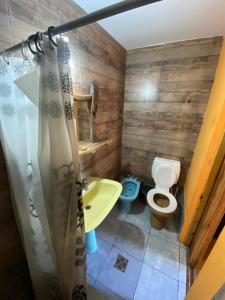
118;176;140;213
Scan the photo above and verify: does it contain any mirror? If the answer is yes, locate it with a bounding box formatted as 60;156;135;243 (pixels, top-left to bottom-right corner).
73;81;98;144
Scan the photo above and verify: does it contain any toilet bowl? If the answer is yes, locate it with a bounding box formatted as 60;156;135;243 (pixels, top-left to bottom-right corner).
147;157;180;229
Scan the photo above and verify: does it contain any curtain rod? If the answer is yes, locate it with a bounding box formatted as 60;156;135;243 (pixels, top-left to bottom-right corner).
0;0;161;56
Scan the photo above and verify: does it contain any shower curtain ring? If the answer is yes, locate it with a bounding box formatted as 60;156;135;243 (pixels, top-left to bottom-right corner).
21;41;26;58
2;52;10;65
34;32;43;53
48;26;57;47
28;35;37;55
21;41;28;59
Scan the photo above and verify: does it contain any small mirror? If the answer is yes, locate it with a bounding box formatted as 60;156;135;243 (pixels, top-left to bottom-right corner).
73;81;98;145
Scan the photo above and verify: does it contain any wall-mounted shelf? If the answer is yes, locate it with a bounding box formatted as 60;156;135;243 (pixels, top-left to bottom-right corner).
74;94;92;101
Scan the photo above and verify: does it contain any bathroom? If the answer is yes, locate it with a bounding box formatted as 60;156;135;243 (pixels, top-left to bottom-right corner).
0;0;225;299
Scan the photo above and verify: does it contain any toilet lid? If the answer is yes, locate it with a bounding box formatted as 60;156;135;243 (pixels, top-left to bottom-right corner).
154;165;176;189
146;188;177;214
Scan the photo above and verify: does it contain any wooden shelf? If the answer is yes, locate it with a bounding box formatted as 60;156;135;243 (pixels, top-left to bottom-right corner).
74;94;92;101
78;139;113;156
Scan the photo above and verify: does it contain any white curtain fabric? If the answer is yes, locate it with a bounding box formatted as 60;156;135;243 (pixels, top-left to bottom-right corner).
0;36;87;300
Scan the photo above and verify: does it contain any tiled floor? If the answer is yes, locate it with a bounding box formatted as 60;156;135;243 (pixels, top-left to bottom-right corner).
87;200;187;300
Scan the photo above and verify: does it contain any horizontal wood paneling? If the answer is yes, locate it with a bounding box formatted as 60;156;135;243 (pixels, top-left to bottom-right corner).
122;37;222;185
0;0;126;186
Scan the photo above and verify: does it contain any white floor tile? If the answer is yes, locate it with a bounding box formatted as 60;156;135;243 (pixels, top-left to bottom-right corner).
150;227;179;246
87;237;112;279
96;215;123;244
178;282;186;300
115;222;149;260
144;234;179;280
98;246;142;300
109;203;127;222
90;197;187;299
88;281;124;300
179;246;187;284
134;263;178;300
87;274;95;286
126;201;151;233
150;210;180;246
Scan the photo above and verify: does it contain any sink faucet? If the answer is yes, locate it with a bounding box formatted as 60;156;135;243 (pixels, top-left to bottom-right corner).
81;177;89;191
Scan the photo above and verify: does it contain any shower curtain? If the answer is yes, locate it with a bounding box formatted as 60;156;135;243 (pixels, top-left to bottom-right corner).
0;36;87;300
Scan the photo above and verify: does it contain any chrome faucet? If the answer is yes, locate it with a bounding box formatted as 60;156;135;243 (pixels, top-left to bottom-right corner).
81;177;89;191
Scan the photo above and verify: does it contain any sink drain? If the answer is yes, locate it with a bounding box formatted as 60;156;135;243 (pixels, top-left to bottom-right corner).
85;205;91;210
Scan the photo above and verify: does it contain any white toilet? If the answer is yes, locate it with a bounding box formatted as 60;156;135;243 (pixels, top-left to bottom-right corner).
147;157;180;229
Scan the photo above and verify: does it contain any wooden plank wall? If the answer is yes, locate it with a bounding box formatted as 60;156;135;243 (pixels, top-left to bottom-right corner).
0;0;126;295
122;37;222;185
0;0;126;178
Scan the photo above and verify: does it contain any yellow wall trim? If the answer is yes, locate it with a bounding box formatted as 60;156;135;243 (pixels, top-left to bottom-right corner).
180;36;225;244
185;226;225;300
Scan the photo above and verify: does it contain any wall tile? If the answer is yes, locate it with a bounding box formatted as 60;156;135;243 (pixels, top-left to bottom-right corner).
122;37;222;185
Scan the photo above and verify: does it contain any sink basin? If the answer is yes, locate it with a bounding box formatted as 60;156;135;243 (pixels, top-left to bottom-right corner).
83;177;122;233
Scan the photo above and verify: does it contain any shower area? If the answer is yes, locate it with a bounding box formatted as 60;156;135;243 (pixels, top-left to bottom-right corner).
0;35;87;299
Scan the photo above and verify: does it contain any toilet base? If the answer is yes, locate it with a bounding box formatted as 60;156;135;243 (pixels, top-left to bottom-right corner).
118;200;133;214
150;212;166;230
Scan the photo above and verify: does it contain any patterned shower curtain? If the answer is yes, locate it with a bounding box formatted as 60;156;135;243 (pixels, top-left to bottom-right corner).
0;36;87;299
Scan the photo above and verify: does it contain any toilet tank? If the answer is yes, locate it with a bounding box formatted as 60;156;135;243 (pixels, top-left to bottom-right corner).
152;157;181;184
